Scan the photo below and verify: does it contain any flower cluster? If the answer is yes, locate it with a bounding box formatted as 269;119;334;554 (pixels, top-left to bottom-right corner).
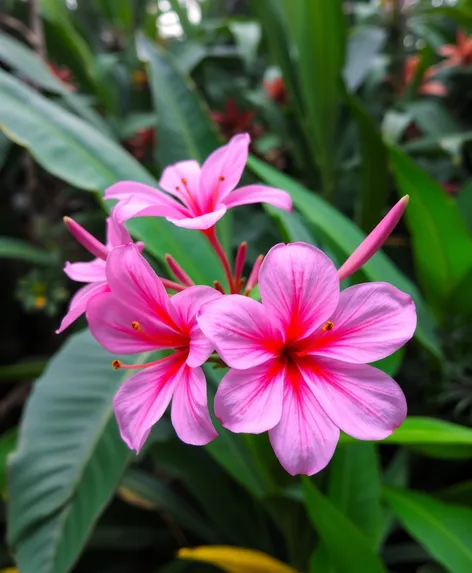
59;133;416;475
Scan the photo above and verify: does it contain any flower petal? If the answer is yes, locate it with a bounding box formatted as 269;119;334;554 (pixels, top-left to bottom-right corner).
106;244;183;335
87;290;185;354
171;286;222;367
259;243;340;340
171;364;218;445
197;294;282;369
167;206;227;230
300;356;407;441
56;282;108;333
214;359;284;434
337;196;409;281
113;353;183;452
223;184;292;213
64;258;106;283
105;181;188;222
199;133;250;209
306;282;417;363
269;365;339;476
106;209;132;248
159;159;201;206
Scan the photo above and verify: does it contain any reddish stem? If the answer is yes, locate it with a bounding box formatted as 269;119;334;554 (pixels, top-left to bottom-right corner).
165;254;195;287
204;226;235;293
161;278;186;292
245;255;263;295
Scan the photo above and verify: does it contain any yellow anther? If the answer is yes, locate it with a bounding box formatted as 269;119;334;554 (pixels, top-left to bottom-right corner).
112;360;122;370
181;177;188;185
131;321;143;332
322;321;334;332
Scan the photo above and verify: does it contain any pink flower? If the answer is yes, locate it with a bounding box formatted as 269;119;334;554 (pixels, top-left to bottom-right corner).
197;243;416;476
105;133;292;231
402;55;447;97
86;244;220;451
438;30;472;69
57;209;141;333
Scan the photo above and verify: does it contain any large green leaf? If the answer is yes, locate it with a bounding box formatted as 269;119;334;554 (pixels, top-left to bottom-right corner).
138;36;221;167
388;145;472;317
7;330;146;573
0;69;223;284
288;0;346;199
0;237;57;266
347;93;389;233
383;487;472;573
247;154;440;356
327;443;381;545
0;31;112;135
340;417;472;452
302;478;386;573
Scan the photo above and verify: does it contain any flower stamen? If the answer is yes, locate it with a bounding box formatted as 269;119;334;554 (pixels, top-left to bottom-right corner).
131;321;143;332
322;321;335;332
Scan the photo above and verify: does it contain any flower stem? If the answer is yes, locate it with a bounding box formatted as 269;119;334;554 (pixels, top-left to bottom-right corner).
161;278;186;292
204;226;235;293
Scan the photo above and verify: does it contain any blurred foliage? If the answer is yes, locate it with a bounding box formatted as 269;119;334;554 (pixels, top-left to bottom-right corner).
1;0;472;572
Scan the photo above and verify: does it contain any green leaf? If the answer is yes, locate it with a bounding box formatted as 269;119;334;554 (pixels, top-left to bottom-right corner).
328;443;381;545
339;417;472;450
371;348;405;377
344;26;386;91
0;69;223;285
388;145;472;317
0;428;17;496
302;477;386;573
347;93;389;233
437;480;472;508
383;487;472;573
0;31;112;135
7;330;146;573
151;438;274;550
0;237;57;266
138;36;221;166
289;0;346;199
119;469;218;542
247;154;440;357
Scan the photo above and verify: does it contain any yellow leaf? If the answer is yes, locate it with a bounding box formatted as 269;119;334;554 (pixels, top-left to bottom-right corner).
178;545;299;573
0;568;19;573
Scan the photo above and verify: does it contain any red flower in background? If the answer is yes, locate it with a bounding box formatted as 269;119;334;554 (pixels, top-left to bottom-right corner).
442;182;460;195
438;30;472;69
48;63;76;92
402;55;446;97
264;75;287;105
125;128;156;161
211;99;263;142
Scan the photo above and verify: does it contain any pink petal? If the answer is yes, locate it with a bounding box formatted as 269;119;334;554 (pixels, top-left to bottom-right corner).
171;364;218;445
105;181;188;222
337;196;409;281
166;206;227;230
86;290;186;354
56;282;108;333
106;245;179;328
259;243;340;340
159;159;201;206
106;208;132;248
420;81;447;96
269;364;339;476
199;133;250;210
300;356;407;440
171;286;222;367
197;294;283;369
214;359;285;434
64;258;106;283
223;184;292;212
113;353;183;452
306;283;417;363
438;45;458;57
